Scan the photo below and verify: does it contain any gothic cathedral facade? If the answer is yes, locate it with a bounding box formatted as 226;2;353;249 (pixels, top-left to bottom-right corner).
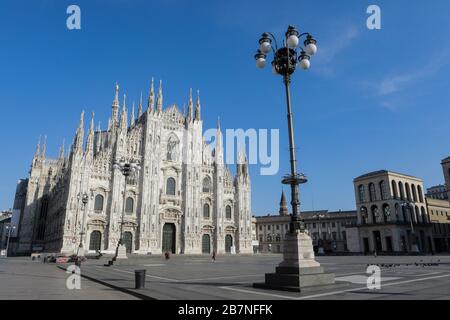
14;80;253;255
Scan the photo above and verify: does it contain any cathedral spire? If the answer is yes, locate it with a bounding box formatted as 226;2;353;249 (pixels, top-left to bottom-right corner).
138;92;143;118
34;135;41;159
130;101;135;126
120;94;128;130
147;77;155;114
41;135;47;159
279;191;289;216
96;122;102;153
157;80;163;113
195;89;201;121
112;82;120;123
75;110;85;152
89;112;95;133
59;138;65;160
86;112;95;155
187;88;193;122
215;117;223;165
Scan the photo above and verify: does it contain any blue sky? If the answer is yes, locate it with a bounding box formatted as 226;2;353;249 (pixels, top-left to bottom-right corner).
1;0;450;215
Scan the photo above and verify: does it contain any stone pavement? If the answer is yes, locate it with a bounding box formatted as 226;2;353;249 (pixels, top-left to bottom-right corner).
0;257;137;300
72;254;450;300
1;254;449;300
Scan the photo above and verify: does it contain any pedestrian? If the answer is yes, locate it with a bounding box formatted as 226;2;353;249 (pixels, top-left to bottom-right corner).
165;251;170;260
212;251;216;262
373;250;377;258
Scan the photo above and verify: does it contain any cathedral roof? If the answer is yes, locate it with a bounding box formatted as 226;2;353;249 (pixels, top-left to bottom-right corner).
163;104;185;125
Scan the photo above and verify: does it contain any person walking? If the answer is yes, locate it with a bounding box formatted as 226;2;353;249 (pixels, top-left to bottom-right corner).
212;251;216;262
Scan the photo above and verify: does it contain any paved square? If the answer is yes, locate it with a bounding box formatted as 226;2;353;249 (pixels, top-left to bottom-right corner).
73;254;450;300
1;255;449;300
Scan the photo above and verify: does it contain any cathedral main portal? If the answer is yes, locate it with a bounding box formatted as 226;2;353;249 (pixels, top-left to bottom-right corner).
162;223;176;254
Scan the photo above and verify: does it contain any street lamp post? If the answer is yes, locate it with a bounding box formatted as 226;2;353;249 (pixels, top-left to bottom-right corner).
255;26;317;232
253;26;334;292
108;158;141;266
5;225;16;258
76;192;90;258
401;202;420;253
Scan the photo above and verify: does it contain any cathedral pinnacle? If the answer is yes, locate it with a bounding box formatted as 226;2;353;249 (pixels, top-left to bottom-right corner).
138;92;143;118
195;89;201;121
147;77;155;113
187;88;193;122
157;80;163;113
34;135;41;159
131;101;135;126
112;82;120;123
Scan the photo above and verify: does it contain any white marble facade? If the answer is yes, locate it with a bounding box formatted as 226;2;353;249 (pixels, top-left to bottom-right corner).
15;80;253;256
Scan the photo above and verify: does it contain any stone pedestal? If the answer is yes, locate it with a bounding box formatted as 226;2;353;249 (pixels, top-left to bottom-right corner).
254;230;335;292
116;245;128;260
76;247;85;257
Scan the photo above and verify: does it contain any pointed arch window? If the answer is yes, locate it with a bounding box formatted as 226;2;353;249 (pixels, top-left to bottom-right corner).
226;205;232;219
203;203;210;219
94;194;104;212
125;197;134;214
166;177;176;196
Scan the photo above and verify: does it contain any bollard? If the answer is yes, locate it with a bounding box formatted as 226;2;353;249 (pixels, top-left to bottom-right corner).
135;269;146;289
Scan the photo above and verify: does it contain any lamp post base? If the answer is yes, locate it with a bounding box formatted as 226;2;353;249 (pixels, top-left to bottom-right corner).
254;230;335;292
116;244;128;260
76;247;85;257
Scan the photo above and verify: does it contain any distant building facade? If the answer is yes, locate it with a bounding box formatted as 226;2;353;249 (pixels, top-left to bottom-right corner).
426;185;448;200
442;157;450;200
426;197;450;252
255;192;357;253
354;170;433;254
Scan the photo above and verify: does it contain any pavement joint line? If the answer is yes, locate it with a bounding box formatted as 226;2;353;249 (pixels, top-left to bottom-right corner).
111;267;263;283
111;268;180;282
